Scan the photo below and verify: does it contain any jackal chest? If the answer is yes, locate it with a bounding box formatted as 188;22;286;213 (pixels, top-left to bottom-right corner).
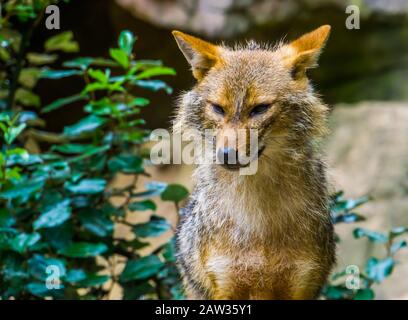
204;247;297;287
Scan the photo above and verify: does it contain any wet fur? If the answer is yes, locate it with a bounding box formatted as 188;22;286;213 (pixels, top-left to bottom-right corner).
173;26;336;300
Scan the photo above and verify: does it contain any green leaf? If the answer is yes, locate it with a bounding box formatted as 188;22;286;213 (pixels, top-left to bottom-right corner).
82;81;125;94
63;115;106;137
118;30;136;55
0;180;44;200
161;237;177;262
390;227;408;239
27;53;58;65
15;88;40;107
45;31;79;53
391;240;407;254
67;145;110;164
52;143;95;154
6;147;29;159
132;181;167;197
331;195;370;214
120;255;164;282
42;222;74;250
26;282;62;298
88;68;109;83
128;200;156;211
353;288;375;300
65;269;87;283
19;68;41;88
161;184;189;203
133;215;170;238
122;281;155;300
322;285;351;300
107;154;143;174
9;232;41;253
365;257;395;283
40;69;82;79
79;210;113;237
33;199;71;230
77;274;110;287
133;80;173;94
0;47;11;62
28;254;66;281
6;153;42;167
0;209;16;228
333;212;366;224
109;48;129;69
135;67;176;80
58;242;108;258
129;97;150;107
353;228;388;243
5;167;22;181
33;161;71;182
65;178;107;195
63;57;118;70
3;122;26;144
116;238;149;253
0;254;27;283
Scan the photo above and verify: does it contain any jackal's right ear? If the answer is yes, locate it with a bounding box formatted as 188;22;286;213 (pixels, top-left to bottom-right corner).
281;25;331;80
172;31;221;81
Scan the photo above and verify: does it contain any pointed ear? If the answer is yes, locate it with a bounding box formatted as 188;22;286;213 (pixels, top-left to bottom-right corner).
282;25;331;79
172;31;221;80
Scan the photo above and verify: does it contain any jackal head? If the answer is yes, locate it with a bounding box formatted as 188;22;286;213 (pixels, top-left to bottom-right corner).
172;26;330;173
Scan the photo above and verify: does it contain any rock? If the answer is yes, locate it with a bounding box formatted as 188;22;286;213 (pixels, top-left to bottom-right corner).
326;102;408;299
115;0;408;37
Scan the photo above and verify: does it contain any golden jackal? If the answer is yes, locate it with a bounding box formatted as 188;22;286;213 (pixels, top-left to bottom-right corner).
172;25;336;300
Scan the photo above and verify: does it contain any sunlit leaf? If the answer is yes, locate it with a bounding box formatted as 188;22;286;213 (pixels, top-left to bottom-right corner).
42;93;87;113
27;52;58;65
33;199;71;230
45;31;79;53
109;48;129;69
365;257;395;283
118;30;136;55
133;79;173;94
107;154;143;174
15;88;40;107
161;184;189;203
353;228;388;243
28;254;66;281
128;200;156;211
88;68;109;83
19;68;41;88
135;67;176;80
353;288;375;300
391;240;407;254
120;255;164;282
79;210;113;237
63;115;106;137
9;232;41;253
65;178;107;195
133;215;170;238
58;242;108;258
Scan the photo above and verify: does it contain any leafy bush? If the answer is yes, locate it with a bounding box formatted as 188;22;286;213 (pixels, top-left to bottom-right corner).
1;0;406;301
323;192;408;300
1;0;187;300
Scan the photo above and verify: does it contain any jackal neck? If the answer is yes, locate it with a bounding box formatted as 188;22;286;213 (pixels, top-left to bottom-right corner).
192;146;328;244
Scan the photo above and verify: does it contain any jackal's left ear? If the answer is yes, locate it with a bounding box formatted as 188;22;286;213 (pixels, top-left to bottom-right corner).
281;25;331;79
172;31;221;81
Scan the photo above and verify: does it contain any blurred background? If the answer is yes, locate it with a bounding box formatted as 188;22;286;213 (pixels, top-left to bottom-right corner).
26;0;408;299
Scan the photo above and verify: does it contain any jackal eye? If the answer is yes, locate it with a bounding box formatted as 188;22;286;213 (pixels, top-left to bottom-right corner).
211;103;225;116
249;104;270;117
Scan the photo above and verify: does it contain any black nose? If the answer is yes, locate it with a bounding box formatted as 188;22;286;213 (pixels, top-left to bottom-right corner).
217;147;238;165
